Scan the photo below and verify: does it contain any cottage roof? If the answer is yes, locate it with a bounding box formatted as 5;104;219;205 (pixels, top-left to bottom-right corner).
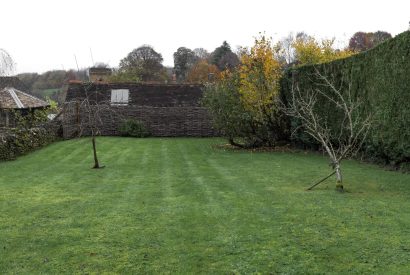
0;87;49;109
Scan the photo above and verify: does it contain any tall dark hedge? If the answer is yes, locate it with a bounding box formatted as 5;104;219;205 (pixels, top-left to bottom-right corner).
281;31;410;170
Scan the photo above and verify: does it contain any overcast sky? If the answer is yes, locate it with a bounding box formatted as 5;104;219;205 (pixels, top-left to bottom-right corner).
2;0;409;74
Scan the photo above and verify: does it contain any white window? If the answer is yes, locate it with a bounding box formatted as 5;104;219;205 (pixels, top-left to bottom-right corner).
110;89;129;105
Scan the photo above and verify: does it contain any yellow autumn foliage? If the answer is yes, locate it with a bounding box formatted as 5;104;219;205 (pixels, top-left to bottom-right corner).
238;35;282;120
293;36;354;65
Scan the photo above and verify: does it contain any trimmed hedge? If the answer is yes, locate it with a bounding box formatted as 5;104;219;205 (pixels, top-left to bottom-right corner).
0;122;61;161
281;31;410;169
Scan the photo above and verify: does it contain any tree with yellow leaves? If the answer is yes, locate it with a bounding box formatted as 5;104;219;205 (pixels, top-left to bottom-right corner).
293;36;354;65
203;35;289;148
239;35;282;118
236;35;288;145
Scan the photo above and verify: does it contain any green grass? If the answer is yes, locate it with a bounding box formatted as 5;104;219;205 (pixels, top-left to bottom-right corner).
40;88;60;98
1;137;410;274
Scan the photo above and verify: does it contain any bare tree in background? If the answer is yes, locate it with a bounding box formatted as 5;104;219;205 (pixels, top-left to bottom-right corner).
277;33;296;65
276;32;311;66
285;68;372;191
0;49;15;76
193;48;211;60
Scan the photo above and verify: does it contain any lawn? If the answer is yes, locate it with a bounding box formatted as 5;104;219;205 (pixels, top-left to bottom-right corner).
1;137;410;274
40;88;60;98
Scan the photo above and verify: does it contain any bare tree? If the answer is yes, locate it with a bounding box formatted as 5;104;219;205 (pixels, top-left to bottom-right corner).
78;92;103;168
193;48;210;60
276;32;310;66
0;49;15;76
276;33;296;65
65;82;118;169
285;68;372;191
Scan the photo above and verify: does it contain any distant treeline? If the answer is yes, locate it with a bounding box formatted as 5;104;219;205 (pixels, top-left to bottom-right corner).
17;69;88;103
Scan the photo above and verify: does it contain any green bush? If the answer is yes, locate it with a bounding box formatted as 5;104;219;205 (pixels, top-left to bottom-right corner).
0;105;61;162
202;72;288;148
119;119;150;138
281;31;410;170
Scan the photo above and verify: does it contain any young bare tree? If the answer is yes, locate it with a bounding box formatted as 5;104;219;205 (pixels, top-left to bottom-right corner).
66;83;118;169
285;68;372;191
0;49;15;76
78;91;104;169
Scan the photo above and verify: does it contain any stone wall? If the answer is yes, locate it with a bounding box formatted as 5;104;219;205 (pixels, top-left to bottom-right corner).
88;67;112;82
63;82;217;138
62;103;217;138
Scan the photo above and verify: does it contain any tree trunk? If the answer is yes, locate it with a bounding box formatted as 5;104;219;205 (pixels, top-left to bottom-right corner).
228;138;245;148
335;163;343;191
92;136;100;169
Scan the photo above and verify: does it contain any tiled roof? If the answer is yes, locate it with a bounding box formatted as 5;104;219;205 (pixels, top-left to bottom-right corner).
0;87;49;109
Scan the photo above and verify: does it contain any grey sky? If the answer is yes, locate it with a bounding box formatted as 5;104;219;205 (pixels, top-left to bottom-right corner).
2;0;409;74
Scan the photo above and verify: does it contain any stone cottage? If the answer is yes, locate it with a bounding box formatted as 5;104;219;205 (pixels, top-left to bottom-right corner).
0;78;49;127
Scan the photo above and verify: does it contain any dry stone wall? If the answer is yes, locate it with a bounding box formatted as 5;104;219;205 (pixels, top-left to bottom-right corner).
63;83;218;138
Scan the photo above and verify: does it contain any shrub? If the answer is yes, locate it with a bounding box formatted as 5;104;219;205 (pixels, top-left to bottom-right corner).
202;72;288;148
0;103;61;162
119;119;150;138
